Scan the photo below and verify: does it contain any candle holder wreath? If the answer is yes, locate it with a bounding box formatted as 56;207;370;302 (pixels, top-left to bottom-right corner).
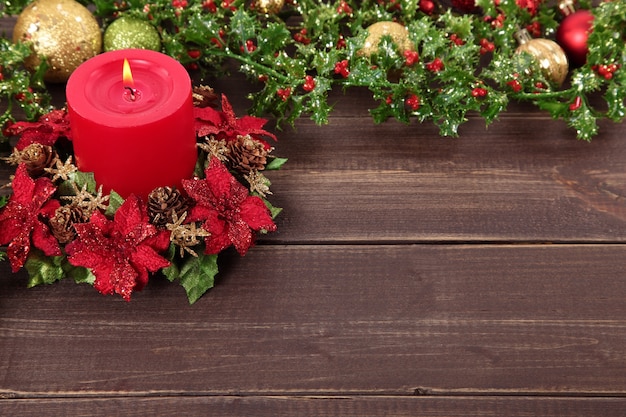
0;87;286;303
1;0;625;142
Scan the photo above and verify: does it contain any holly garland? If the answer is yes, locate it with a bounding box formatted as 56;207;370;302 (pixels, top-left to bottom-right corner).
0;38;52;139
0;91;286;303
2;0;624;140
1;0;625;141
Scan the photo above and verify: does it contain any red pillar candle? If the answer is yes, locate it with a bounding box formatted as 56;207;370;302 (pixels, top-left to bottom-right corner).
66;49;197;199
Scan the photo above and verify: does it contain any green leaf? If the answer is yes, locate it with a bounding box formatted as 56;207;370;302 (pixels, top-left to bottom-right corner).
24;251;66;287
0;194;8;209
178;253;219;304
161;243;181;283
265;156;288;171
62;259;95;285
105;190;124;217
262;197;283;219
70;171;98;194
567;103;598;142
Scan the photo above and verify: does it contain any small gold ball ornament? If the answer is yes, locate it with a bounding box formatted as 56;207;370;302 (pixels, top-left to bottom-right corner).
254;0;285;14
359;21;414;57
515;29;569;87
104;17;162;52
12;0;102;83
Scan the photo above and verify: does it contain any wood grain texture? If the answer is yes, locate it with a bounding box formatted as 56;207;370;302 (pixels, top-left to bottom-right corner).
3;396;626;417
2;245;626;398
2;13;626;416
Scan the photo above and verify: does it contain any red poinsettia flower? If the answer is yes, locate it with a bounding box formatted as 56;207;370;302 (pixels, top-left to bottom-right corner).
194;94;276;148
65;195;170;301
5;109;72;151
183;157;276;256
0;164;61;272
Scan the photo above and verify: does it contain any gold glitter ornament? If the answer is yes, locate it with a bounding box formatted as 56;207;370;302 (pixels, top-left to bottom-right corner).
12;0;102;83
104;17;162;52
359;21;414;57
254;0;285;14
515;29;569;87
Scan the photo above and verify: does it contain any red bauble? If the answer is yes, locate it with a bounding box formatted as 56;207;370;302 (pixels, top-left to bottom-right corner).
556;9;594;68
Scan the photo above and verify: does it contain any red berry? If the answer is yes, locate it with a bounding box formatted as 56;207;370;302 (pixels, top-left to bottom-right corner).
337;0;352;14
403;50;419;66
471;87;488;98
202;0;217;12
450;34;465;46
425;58;444;72
303;75;316;92
277;87;291;102
406;94;420;110
334;60;350;78
187;50;201;59
569;96;582;111
507;79;522;92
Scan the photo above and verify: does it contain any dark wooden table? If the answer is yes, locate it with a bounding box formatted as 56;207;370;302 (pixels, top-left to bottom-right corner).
2;17;626;417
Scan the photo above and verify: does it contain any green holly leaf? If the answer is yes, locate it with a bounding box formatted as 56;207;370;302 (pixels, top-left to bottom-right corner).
567;103;598;142
105;190;124;217
24;251;66;287
265;156;288;171
262;197;282;220
605;83;626;122
178;252;219;304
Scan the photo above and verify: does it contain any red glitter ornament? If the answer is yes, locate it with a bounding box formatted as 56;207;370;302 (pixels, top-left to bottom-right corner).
556;7;594;68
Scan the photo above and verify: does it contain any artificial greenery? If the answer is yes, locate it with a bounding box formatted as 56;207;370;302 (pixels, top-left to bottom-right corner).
2;0;625;140
0;38;52;136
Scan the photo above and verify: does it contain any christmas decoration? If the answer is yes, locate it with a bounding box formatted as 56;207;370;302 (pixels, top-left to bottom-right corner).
103;16;162;52
515;28;569;87
359;21;414;57
1;0;625;141
11;0;102;83
253;0;285;14
1;91;286;303
556;0;594;68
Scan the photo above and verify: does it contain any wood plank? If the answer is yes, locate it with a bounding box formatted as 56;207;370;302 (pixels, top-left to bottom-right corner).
3;396;626;417
3;113;625;241
263;115;626;243
2;244;626;396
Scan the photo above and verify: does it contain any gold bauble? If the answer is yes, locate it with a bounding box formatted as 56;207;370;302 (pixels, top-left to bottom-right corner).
254;0;285;14
359;21;414;57
515;32;569;87
12;0;102;83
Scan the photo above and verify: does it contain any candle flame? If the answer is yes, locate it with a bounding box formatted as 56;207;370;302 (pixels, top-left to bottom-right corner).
123;58;134;87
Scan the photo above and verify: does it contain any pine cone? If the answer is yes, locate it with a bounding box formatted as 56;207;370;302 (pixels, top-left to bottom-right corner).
226;135;269;173
192;85;219;108
148;186;190;228
13;143;58;177
49;205;85;244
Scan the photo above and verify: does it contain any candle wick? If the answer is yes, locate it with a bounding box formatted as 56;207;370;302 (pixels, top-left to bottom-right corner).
125;86;136;101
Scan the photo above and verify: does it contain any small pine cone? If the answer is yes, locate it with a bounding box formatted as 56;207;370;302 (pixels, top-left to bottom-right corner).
11;143;58;177
192;85;219;108
148;186;190;228
49;205;85;244
226;135;269;173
